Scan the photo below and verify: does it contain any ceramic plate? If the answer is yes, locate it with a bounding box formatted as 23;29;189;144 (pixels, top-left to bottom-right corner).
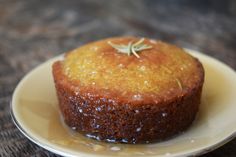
11;49;236;157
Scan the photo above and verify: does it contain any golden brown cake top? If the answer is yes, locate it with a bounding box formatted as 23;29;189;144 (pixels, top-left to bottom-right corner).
61;37;204;102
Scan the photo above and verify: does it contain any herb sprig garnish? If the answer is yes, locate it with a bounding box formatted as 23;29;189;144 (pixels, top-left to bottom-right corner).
175;78;183;90
108;38;152;58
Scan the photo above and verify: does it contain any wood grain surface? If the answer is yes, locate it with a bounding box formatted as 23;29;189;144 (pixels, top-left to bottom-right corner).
0;0;236;156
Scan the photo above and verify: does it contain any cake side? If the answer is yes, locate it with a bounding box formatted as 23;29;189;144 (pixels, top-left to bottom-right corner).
53;61;203;143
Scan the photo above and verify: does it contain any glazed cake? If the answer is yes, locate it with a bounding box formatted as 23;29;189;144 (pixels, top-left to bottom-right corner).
52;37;204;144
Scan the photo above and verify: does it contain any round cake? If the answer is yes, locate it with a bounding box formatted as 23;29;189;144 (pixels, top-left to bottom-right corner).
52;37;204;144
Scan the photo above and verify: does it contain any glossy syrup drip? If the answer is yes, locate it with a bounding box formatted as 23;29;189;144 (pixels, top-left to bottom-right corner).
59;114;150;144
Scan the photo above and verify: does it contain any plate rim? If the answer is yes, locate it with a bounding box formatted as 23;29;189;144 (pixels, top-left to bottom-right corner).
10;49;236;157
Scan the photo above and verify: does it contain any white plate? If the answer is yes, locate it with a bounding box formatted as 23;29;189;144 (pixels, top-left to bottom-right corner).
11;49;236;157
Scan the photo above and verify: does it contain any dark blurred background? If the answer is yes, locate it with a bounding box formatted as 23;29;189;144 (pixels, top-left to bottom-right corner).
0;0;236;156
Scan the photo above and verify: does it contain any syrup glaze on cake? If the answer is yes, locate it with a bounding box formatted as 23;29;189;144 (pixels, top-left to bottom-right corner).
52;37;204;143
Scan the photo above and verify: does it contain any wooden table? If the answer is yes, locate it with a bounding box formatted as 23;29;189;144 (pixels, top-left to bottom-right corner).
1;0;236;156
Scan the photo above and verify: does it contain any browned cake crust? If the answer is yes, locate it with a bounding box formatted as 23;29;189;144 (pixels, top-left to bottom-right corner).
52;37;204;144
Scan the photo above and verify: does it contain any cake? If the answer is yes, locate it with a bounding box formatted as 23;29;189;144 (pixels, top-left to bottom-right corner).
52;37;204;144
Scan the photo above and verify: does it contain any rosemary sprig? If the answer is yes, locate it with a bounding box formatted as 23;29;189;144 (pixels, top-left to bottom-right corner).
175;78;183;90
108;38;152;58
